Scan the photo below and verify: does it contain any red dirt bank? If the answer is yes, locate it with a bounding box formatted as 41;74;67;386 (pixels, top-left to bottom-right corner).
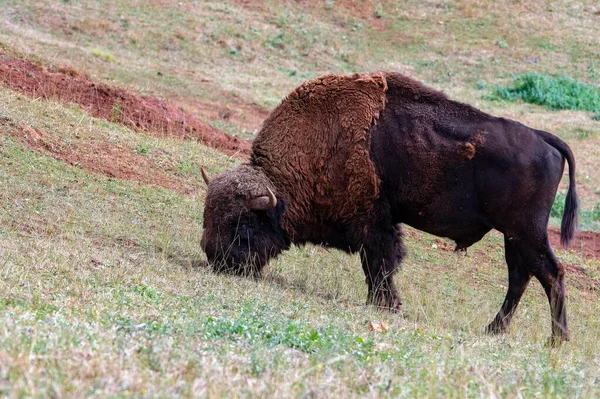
548;229;600;260
0;54;252;157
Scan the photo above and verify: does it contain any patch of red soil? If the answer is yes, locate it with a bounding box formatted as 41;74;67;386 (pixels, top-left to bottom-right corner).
549;229;600;260
0;54;252;157
432;238;455;252
9;122;196;194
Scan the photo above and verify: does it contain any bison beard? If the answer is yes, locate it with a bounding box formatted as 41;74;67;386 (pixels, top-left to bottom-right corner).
201;72;578;345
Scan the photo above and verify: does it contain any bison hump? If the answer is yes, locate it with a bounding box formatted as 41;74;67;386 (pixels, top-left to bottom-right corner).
252;72;388;227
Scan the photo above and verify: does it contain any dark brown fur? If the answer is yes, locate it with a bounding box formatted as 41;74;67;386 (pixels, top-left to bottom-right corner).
201;72;578;344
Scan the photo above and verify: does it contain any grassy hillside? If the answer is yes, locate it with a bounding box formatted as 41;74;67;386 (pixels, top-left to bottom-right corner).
1;1;600;397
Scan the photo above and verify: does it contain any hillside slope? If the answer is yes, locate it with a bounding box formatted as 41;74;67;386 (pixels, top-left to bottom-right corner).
1;1;599;397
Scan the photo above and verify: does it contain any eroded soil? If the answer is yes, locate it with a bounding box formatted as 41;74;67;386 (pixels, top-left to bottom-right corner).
3;120;197;194
549;229;600;260
0;54;252;157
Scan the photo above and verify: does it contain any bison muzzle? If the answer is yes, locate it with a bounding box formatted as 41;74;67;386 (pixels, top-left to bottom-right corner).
201;72;578;345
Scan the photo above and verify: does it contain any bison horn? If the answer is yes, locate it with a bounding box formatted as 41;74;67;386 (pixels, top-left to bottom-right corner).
248;187;277;210
201;167;211;185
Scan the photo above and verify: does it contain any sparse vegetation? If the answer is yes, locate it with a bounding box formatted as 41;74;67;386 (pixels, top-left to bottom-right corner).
1;0;600;397
553;191;600;230
91;48;116;63
551;191;567;218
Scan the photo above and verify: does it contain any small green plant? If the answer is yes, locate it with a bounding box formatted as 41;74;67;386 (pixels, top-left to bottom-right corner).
573;127;597;140
110;100;122;121
495;39;508;49
267;33;286;49
592;202;600;221
91;48;116;62
592;113;600;121
491;73;600;112
475;80;487;90
551;191;566;218
135;143;150;154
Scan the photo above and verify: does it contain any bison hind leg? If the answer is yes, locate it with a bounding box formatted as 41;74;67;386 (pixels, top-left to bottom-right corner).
487;235;532;335
488;232;570;344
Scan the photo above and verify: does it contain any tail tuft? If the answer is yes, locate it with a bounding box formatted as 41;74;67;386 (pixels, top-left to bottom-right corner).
560;183;578;248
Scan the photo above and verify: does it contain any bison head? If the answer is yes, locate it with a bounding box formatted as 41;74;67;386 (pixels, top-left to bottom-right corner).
200;165;290;276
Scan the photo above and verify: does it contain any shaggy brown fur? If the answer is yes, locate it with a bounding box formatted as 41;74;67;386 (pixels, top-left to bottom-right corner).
252;72;388;240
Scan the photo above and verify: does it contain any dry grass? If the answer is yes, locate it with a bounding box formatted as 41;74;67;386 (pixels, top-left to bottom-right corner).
1;0;600;397
1;120;599;396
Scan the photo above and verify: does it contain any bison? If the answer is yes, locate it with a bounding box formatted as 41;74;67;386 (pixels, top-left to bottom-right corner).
200;72;578;344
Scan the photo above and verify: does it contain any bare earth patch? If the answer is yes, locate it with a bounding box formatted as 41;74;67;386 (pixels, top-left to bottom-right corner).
549;228;600;260
4;120;196;194
0;54;251;157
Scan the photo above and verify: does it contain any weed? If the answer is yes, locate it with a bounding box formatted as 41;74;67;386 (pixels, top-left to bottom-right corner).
495;39;508;49
110;100;122;121
91;48;116;63
135;142;150;154
491;73;600;112
267;33;286;50
573;127;597;140
592;202;600;221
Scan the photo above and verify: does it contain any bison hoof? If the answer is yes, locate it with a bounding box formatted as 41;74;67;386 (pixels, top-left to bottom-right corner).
369;293;402;312
547;332;570;348
485;322;507;335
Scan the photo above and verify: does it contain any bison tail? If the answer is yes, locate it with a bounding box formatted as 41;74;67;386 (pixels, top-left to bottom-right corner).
537;130;579;247
560;157;579;248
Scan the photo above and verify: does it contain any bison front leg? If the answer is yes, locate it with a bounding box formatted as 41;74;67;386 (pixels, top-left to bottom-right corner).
360;224;406;311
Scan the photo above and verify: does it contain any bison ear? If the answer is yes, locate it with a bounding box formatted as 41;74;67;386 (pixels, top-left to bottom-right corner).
201;167;211;185
274;198;285;217
247;187;277;210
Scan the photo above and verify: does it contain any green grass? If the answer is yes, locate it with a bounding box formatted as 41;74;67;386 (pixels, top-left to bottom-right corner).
492;73;600;113
91;48;116;63
552;191;600;231
1;90;599;397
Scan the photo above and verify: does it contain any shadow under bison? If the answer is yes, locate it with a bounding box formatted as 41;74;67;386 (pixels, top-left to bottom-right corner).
200;72;578;345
